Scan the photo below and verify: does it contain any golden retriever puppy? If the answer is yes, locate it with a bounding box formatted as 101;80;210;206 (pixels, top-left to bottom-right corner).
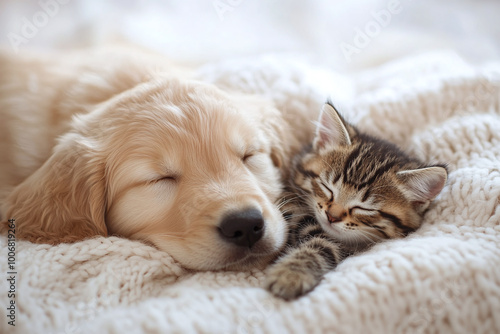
0;47;305;270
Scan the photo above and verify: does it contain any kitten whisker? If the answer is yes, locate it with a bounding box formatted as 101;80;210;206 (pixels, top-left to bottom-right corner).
355;230;379;246
286;212;315;221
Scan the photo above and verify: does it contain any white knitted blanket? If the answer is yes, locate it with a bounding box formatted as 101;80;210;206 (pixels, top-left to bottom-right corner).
1;52;499;334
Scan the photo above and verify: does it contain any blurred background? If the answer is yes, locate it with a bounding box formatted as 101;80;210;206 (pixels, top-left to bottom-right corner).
0;0;499;72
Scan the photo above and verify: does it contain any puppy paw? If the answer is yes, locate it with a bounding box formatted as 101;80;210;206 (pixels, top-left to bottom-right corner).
265;263;320;300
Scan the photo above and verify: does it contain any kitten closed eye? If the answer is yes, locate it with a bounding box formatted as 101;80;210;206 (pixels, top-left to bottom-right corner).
351;207;376;214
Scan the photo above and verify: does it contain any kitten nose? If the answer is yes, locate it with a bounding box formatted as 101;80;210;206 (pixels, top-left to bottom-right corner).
218;208;264;248
327;209;346;223
327;203;348;223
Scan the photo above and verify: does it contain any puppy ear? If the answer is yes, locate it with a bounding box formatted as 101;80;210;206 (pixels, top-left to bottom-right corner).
241;96;290;171
1;134;108;244
265;112;290;173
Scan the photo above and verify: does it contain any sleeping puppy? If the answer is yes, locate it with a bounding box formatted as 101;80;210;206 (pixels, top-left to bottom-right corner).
0;47;305;270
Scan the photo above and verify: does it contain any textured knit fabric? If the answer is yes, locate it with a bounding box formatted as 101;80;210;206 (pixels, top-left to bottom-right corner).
1;52;499;334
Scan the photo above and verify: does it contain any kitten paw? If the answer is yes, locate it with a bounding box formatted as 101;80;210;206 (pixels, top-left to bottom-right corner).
265;264;320;300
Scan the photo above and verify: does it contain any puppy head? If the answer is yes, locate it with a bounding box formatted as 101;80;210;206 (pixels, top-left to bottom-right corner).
3;78;288;270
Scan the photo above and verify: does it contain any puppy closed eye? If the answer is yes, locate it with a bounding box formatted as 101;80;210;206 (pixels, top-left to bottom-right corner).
151;173;179;184
157;176;177;182
149;175;179;193
242;150;270;167
242;146;261;163
242;153;255;163
241;148;272;172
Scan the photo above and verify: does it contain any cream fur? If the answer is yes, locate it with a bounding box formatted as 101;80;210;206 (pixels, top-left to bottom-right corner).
0;47;306;270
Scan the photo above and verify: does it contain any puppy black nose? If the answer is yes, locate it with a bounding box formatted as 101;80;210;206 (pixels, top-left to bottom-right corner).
218;209;265;248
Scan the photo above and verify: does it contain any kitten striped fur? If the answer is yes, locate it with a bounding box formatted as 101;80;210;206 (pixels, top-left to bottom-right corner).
266;102;447;300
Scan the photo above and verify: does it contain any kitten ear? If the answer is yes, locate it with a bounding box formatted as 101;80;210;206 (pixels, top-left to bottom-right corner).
396;166;448;209
313;103;352;151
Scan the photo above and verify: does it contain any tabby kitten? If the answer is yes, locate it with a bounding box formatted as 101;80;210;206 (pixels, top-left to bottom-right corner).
266;102;447;300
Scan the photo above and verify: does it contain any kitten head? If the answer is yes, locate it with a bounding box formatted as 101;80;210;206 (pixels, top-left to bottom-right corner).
292;102;447;245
